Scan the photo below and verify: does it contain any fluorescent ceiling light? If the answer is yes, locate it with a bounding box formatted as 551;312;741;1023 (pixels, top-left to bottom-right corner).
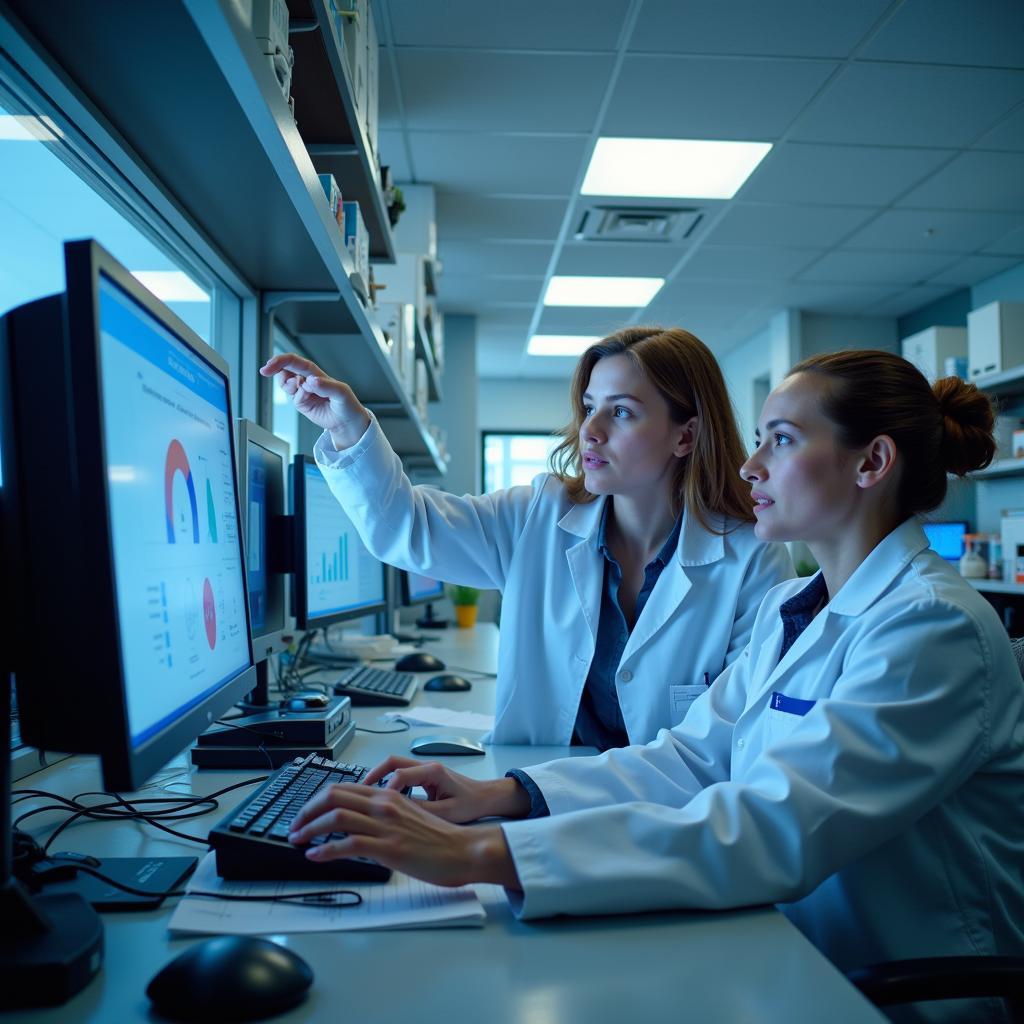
528;335;600;357
544;276;664;307
581;137;772;199
131;271;209;303
0;115;64;142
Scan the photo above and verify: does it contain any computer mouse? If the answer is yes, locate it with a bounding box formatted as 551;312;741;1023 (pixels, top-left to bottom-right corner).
409;734;486;756
423;674;472;692
280;692;329;711
394;651;446;673
146;935;313;1022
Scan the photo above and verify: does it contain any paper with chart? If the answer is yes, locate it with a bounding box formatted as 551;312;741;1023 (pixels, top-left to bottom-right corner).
168;853;485;935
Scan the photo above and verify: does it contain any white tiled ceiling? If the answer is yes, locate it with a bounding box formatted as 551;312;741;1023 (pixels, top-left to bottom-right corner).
376;0;1024;379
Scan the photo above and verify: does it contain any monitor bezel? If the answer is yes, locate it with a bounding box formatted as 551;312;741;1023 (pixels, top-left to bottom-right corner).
235;418;290;660
290;453;387;630
64;239;256;788
400;569;446;607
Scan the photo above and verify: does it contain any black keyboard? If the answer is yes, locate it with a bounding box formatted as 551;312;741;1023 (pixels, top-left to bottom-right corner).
332;665;418;706
208;753;391;882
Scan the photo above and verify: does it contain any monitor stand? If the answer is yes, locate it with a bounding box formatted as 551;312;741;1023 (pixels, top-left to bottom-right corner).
416;602;450;629
1;670;103;1008
237;658;272;714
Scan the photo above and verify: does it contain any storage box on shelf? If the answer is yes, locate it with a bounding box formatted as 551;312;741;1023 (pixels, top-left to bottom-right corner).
968;302;1024;380
901;326;966;382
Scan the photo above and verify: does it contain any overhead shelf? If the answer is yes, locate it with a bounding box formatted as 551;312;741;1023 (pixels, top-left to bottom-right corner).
288;0;395;262
2;0;441;471
972;364;1024;400
415;314;443;402
966;578;1024;595
972;458;1024;480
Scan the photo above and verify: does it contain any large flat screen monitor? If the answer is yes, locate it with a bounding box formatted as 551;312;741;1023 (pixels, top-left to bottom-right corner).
2;239;256;792
235;418;289;661
291;454;386;629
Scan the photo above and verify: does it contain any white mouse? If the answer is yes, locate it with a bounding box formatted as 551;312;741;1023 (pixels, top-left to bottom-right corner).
409;734;485;756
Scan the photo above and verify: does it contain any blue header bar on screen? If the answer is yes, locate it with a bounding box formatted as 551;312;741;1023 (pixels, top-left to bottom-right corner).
98;274;227;413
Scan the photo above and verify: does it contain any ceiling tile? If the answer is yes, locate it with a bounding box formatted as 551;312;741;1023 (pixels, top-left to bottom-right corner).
765;281;901;314
629;0;890;57
437;275;542;307
603;55;837;139
897;150;1024;211
646;278;779;310
860;0;1024;68
925;254;1022;286
740;142;952;205
407;132;586;195
680;244;821;281
843;209;1024;252
705;203;873;247
982;224;1024;256
436;195;567;241
437;241;553;277
536;307;648;334
383;0;630;50
974;106;1024;151
789;64;1024;147
798;249;956;284
392;51;612;132
866;285;957;317
555;241;689;277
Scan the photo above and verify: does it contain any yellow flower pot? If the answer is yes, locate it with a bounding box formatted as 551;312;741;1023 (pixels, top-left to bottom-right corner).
454;604;478;629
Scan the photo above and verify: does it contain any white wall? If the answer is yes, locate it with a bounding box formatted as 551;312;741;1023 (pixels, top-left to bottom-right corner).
478;377;570;434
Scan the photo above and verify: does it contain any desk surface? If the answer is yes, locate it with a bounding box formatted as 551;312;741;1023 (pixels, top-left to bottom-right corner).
5;624;884;1023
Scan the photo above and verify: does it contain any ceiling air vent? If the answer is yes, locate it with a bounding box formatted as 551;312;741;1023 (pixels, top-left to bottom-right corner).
574;206;702;243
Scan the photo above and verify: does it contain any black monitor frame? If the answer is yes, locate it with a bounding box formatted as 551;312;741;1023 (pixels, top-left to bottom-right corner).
235;418;291;661
290;454;387;630
4;239;256;792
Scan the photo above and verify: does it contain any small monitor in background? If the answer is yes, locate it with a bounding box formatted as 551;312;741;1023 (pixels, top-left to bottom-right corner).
400;570;449;629
290;455;387;630
923;520;968;562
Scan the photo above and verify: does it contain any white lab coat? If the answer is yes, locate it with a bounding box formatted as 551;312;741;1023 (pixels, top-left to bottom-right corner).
313;419;793;744
501;518;1024;1023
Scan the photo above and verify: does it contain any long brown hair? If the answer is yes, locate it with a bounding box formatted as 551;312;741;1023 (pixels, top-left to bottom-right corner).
789;350;995;519
550;326;754;533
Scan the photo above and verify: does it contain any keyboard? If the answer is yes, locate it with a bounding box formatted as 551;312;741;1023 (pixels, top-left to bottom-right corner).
332;665;419;706
208;752;391;882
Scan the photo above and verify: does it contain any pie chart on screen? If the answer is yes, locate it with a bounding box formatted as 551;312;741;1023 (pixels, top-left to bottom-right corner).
203;578;217;649
165;439;200;544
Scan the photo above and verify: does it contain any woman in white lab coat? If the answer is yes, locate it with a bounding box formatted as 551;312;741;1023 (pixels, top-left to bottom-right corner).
262;327;792;747
288;349;1024;1022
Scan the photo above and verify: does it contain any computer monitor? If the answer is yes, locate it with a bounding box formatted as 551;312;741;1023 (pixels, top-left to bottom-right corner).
290;454;387;629
401;570;445;606
2;239;256;792
923;520;968;563
235;418;290;661
0;238;256;1005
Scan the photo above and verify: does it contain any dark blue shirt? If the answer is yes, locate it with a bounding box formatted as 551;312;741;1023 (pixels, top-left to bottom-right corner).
571;505;683;752
777;573;829;663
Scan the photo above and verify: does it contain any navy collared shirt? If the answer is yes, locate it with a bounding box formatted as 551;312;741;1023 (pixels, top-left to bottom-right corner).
777;572;829;663
571;503;683;752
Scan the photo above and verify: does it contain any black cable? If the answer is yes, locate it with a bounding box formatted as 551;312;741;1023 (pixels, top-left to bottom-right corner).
356;720;412;734
47;862;361;908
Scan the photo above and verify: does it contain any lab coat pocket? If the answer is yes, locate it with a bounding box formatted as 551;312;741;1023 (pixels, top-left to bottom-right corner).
765;691;815;745
669;684;707;725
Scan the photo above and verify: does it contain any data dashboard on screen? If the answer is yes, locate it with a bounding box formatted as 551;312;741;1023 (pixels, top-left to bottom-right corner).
97;273;250;747
302;461;385;620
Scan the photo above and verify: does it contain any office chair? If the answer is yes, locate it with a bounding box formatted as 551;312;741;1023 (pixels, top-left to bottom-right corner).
1012;637;1024;680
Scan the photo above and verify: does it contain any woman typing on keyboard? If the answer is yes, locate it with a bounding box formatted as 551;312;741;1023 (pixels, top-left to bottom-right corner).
262;327;792;750
286;351;1024;1022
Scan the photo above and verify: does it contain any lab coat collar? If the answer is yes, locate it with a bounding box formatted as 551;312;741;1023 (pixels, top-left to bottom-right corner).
827;517;931;617
557;496;725;567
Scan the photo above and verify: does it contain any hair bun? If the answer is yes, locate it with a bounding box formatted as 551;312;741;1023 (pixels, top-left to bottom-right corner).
933;376;996;476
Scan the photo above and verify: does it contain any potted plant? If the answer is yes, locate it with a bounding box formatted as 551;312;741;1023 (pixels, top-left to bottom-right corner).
447;584;480;629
